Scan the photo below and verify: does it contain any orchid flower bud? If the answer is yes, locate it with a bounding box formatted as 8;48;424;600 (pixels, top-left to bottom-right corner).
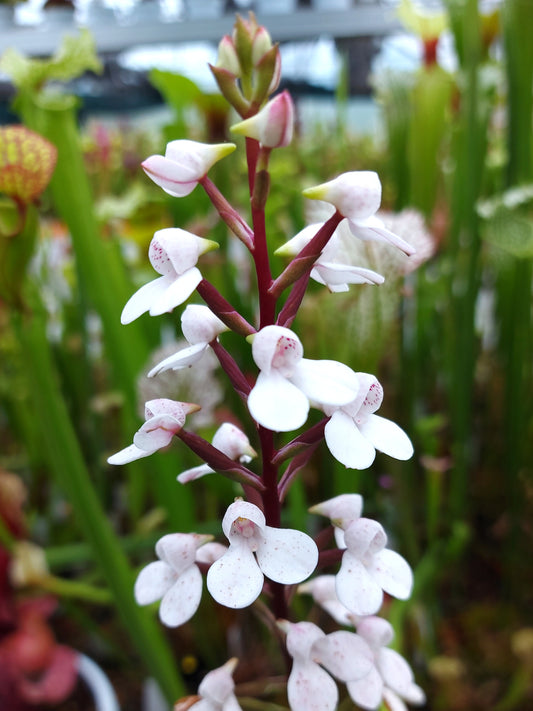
251;26;274;65
231;91;294;148
216;35;241;77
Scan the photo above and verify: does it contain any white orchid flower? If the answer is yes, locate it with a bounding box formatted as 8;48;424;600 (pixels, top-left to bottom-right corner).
177;423;257;484
347;617;426;711
184;658;242;711
120;229;218;325
279;620;373;711
309;492;363;547
107;398;199;465
247;325;360;432
276;222;385;292
311;495;413;616
336;518;413;616
303;172;416;256
142;139;236;197
206;500;318;609
148;304;228;377
134;533;212;628
323;373;414;469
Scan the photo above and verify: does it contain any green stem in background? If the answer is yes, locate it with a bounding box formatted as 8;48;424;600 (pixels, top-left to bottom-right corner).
12;292;184;704
37;575;113;605
500;0;533;589
444;0;486;522
15;89;195;531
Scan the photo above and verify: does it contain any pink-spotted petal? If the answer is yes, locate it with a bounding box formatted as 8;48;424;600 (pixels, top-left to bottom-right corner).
256;526;318;584
221;500;266;539
346;665;384;710
159;563;202;627
158;230;209;275
377;648;423;700
344;518;387;559
251;325;303;375
149;267;202;316
288;660;338;711
134;560;175;605
148;343;207;377
367;548;413;601
356;617;395;649
359;415;414;461
312;631;373;682
282;620;326;660
195;542;227;565
207;543;264;609
324;410;376;469
336;552;383;616
120;275;172;324
247;371;309;432
292;359;359;407
155;533;200;573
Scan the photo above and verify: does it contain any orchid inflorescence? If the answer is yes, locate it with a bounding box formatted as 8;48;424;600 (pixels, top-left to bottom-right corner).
108;14;424;711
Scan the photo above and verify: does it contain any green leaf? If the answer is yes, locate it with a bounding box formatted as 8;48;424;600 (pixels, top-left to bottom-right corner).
149;69;203;112
0;29;102;92
482;206;533;258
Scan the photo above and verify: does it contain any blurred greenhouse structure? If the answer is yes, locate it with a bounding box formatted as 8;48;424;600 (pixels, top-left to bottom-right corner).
1;0;532;710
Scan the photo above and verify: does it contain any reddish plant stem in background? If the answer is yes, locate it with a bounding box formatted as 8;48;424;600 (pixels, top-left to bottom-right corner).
200;176;254;251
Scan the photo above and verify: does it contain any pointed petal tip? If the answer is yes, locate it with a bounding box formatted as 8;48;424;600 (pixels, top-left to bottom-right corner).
302;182;328;200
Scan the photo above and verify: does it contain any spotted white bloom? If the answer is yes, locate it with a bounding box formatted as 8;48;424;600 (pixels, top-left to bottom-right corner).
142;139;236;197
312;496;413;616
303;172;415;256
120;229;218;325
247;325;360;432
323;373;414;469
279;620;373;711
148;305;228;377
177;423;257;484
276;222;385;292
347;617;426;711
107;398;199;465
336;518;413;616
134;533;212;627
183;658;242;711
207;500;318;609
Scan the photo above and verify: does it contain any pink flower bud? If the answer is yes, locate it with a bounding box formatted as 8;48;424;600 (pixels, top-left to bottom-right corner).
231;91;294;148
216;35;241;76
